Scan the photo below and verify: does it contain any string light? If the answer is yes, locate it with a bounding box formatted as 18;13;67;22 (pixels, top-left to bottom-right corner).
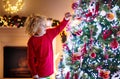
2;0;24;14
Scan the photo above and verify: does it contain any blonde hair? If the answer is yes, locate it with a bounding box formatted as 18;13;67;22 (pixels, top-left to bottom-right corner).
25;14;47;36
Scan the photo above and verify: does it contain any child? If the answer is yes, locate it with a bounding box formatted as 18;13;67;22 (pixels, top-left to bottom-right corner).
25;12;71;79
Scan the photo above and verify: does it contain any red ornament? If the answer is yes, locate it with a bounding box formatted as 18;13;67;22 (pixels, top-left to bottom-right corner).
99;70;104;78
72;2;79;10
90;52;96;58
65;71;70;79
74;29;82;36
81;43;87;54
102;30;112;40
84;1;99;22
62;43;69;50
72;53;81;63
104;54;109;60
95;2;99;14
85;11;92;18
98;69;110;79
74;73;78;79
110;38;119;49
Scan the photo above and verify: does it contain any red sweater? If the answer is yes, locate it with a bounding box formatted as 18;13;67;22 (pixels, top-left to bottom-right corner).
27;18;69;77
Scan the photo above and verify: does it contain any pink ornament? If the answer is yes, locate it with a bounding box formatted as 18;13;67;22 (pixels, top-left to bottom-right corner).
96;66;102;70
110;38;119;49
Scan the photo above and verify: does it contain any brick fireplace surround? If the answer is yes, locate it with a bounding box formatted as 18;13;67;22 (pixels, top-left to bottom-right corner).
0;27;62;79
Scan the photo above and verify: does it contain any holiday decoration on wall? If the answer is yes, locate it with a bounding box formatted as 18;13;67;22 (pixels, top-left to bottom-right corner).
0;15;27;28
0;15;60;28
57;0;120;79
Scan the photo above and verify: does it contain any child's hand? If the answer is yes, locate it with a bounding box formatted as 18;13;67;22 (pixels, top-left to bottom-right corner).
65;12;71;20
33;75;39;79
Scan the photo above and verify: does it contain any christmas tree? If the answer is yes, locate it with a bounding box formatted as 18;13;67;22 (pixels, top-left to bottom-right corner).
57;0;120;79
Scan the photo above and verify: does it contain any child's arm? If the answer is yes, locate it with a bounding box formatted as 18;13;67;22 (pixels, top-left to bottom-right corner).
47;12;71;40
27;39;38;77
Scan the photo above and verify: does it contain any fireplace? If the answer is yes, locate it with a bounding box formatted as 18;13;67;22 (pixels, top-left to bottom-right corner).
4;46;32;78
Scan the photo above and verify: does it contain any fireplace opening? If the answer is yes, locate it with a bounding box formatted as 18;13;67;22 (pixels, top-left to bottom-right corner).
4;46;32;78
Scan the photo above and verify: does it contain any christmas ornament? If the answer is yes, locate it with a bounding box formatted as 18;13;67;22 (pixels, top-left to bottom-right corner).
74;29;82;36
110;38;119;49
72;53;81;63
96;66;102;71
106;12;115;21
72;2;79;10
102;30;112;40
104;54;109;60
100;10;107;16
74;7;83;19
62;43;70;51
85;0;99;22
90;52;96;58
98;69;110;79
72;0;83;19
80;43;87;54
65;71;70;79
74;73;78;79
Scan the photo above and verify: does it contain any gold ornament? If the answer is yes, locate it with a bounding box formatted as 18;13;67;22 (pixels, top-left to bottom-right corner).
106;12;115;21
